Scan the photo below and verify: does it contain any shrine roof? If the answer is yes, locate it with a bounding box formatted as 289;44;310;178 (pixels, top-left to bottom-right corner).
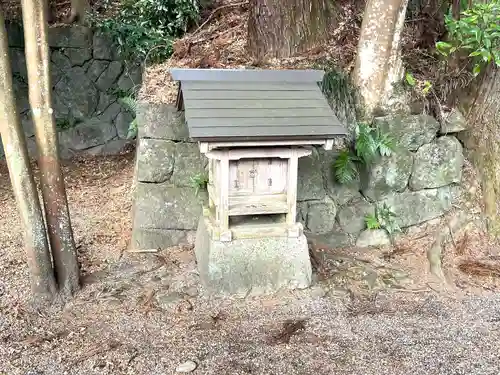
170;68;347;142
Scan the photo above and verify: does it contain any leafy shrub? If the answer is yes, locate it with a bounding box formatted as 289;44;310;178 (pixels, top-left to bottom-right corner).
93;0;200;63
118;96;139;139
333;123;395;184
436;0;500;76
190;173;209;196
365;203;401;236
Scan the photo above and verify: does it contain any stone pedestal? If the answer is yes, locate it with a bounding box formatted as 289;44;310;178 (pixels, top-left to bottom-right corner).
195;216;312;296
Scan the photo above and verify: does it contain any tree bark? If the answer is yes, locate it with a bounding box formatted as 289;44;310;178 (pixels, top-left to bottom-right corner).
352;0;410;119
21;0;80;296
247;0;334;60
65;0;90;24
460;66;500;234
0;11;57;303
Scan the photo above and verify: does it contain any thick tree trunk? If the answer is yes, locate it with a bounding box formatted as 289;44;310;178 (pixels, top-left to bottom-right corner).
21;0;80;296
352;0;410;119
0;11;57;303
247;0;334;60
460;66;500;234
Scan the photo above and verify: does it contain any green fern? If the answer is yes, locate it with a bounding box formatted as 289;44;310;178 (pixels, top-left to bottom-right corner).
355;123;378;164
118;96;138;114
376;203;401;235
333;149;359;184
376;130;395;157
365;214;380;229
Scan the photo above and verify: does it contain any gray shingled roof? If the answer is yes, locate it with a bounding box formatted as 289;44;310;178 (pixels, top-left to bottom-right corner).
170;68;347;142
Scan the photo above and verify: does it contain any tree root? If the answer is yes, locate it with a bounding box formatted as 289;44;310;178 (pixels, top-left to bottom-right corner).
427;212;469;282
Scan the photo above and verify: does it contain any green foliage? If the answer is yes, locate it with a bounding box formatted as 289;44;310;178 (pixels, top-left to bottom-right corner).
190;173;209;196
117;95;139;139
364;203;401;236
375;203;401;236
436;0;500;76
333;149;359;184
333;123;395;184
364;214;380;230
55;118;73;130
91;0;200;63
404;71;433;97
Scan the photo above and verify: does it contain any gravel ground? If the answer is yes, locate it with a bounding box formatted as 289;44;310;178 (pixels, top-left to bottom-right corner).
1;153;500;375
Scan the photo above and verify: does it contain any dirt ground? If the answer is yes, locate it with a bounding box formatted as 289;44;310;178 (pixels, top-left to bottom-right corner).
1;153;500;375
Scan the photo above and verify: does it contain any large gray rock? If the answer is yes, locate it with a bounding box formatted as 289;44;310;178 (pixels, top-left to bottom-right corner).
306;197;337;234
86;60;109;82
440;108;467;134
356;229;391;248
374;114;439;151
81;138;129;156
132;228;196;250
117;63;143;93
137;103;189;141
195;217;312;296
379;185;457;228
51;50;72;70
59;118;117;151
12;79;30;114
48;26;92;48
9;48;27;79
171;143;208;186
298;151;326;201
95;92;116;115
409;136;464;191
64;48;92;66
306;225;354;249
115;110;134;139
96;61;123;91
136;139;175;183
54;67;99;119
93;30;114;60
98;102;121;123
361;150;414;201
6;22;24;47
337;197;375;234
133;183;202;230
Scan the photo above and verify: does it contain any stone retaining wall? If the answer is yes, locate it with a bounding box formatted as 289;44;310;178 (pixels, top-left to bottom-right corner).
131;103;466;250
0;23;142;159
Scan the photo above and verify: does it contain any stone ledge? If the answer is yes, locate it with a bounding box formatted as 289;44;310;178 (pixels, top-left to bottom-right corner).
133;182;204;231
195;216;312;296
132;228;196;250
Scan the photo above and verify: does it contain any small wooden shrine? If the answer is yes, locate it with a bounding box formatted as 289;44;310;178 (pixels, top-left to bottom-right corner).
170;68;347;295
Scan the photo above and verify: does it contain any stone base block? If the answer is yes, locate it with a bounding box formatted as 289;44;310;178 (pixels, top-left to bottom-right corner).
195;216;312;297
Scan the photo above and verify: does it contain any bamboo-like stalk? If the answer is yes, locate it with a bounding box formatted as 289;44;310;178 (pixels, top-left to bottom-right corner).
0;11;57;303
21;0;80;296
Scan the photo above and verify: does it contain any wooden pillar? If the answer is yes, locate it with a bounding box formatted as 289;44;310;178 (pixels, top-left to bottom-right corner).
219;152;231;241
286;150;299;226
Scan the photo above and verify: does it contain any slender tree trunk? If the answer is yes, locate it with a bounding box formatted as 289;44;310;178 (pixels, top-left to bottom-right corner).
352;0;410;119
247;0;334;60
21;0;80;296
460;66;500;234
0;11;57;303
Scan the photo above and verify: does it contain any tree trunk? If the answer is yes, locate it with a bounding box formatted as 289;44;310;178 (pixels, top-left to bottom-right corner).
21;0;80;296
65;0;90;24
247;0;334;60
352;0;410;119
460;66;500;234
0;11;57;303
